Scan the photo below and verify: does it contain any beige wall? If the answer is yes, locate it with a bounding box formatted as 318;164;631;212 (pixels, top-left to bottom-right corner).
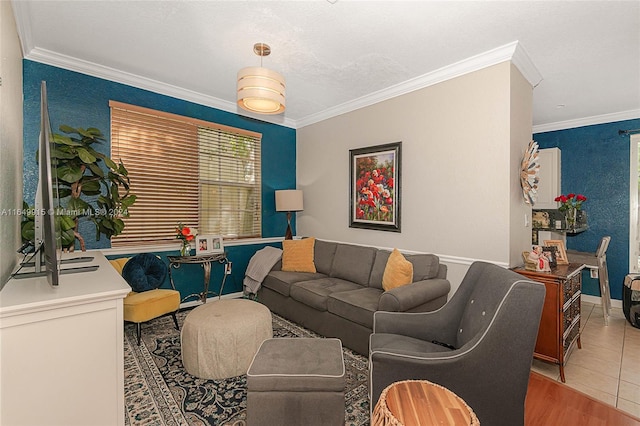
509;63;535;268
297;61;533;292
0;1;24;285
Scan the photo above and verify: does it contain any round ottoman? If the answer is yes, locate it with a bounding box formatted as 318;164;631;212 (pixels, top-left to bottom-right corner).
181;299;272;379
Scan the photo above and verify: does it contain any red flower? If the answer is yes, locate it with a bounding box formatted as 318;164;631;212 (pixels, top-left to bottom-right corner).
181;227;191;236
567;193;575;199
577;194;587;202
356;208;364;219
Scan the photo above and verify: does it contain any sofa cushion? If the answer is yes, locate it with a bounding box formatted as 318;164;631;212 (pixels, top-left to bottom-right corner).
330;244;377;286
370;250;441;288
314;240;337;275
290;278;362;311
369;250;391;289
406;253;441;281
382;249;414;291
282;238;316;273
263;270;328;297
328;287;383;329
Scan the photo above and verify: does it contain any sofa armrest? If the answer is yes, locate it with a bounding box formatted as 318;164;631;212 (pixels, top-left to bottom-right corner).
378;278;450;312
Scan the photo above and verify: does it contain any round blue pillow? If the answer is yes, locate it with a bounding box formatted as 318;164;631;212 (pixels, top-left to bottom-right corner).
122;253;167;292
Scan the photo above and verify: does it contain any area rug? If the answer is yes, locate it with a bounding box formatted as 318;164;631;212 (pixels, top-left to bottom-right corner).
124;308;370;425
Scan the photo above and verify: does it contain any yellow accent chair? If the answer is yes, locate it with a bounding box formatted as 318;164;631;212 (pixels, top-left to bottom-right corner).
109;256;180;345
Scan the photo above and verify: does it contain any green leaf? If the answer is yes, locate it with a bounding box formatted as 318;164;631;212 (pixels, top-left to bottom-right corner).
57;165;84;183
110;184;120;200
79;179;101;195
53;134;83;147
58;214;76;231
103;156;117;170
21;221;35;242
121;194;137;209
112;218;125;234
60;228;76;248
57;188;72;199
76;147;97;164
50;147;76;159
87;163;105;178
65;197;91;216
59;124;76;134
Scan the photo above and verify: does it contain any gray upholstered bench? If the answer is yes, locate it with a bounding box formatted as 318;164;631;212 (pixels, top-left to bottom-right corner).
246;338;346;425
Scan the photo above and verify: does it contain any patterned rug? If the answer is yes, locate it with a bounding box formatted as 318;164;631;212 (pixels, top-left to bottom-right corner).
124;307;370;425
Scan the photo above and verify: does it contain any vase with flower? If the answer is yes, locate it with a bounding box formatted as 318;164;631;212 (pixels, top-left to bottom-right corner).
554;193;587;231
176;223;195;256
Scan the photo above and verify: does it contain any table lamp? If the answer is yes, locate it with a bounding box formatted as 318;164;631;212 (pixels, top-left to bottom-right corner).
275;190;303;240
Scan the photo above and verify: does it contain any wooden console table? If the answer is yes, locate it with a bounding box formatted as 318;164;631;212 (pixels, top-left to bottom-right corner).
167;253;229;303
513;263;585;382
372;380;479;425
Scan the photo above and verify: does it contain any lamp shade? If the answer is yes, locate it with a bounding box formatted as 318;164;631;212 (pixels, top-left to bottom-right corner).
237;66;286;115
275;190;303;212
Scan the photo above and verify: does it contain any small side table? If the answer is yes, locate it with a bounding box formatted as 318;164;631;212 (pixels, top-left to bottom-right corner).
167;253;229;303
372;380;479;426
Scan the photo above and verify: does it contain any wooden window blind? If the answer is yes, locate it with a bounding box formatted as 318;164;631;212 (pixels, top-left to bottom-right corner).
109;101;262;247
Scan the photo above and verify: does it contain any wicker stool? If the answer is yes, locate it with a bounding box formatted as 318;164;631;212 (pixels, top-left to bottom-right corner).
181;299;272;379
247;338;346;426
372;380;480;426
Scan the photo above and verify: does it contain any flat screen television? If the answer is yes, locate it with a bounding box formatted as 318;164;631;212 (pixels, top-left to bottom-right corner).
12;81;97;286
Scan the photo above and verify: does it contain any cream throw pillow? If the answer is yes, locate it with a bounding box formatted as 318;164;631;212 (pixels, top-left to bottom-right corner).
282;237;317;273
382;249;414;291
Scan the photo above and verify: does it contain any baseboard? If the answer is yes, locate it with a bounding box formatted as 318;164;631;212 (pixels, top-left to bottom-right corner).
581;293;622;309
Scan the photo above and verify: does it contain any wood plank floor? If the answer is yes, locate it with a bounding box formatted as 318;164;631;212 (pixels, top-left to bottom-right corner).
525;371;640;426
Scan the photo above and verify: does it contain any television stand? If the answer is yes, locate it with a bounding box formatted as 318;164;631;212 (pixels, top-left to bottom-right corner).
20;255;94;268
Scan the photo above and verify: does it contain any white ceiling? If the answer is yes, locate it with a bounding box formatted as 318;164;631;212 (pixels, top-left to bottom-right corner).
11;0;640;131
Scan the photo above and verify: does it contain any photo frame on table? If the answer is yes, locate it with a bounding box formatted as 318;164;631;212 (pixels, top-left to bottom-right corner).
543;240;568;265
542;245;558;267
196;235;224;255
349;142;401;232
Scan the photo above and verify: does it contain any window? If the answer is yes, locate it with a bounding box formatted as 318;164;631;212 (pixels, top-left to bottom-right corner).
110;101;262;247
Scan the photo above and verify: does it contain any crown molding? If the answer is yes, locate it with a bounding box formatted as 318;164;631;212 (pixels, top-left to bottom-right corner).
297;41;541;128
533;109;640;134
11;0;33;57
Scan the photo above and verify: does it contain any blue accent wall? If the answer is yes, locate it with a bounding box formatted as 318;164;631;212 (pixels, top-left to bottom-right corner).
535;118;640;300
23;60;297;249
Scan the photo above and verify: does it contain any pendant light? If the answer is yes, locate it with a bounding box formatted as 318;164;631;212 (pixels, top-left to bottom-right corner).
237;43;286;115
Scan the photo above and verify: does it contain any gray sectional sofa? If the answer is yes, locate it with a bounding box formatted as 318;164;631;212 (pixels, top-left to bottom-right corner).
258;239;451;355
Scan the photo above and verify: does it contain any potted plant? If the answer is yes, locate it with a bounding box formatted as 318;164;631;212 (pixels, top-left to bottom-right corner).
22;125;136;251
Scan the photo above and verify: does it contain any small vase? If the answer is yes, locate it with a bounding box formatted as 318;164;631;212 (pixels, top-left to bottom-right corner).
565;208;578;231
180;242;191;256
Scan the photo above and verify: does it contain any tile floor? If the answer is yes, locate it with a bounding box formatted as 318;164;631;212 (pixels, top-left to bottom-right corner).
531;301;640;418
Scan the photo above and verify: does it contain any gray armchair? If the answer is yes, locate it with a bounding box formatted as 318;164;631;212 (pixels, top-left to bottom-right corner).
369;261;545;426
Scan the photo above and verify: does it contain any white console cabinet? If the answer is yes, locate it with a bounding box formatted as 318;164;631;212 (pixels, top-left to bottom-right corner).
0;251;130;426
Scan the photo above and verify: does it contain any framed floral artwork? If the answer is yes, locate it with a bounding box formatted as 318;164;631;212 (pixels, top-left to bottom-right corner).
349;142;401;232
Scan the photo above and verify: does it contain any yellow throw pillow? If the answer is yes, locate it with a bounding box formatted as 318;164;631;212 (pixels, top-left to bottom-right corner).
282;238;317;273
382;249;414;291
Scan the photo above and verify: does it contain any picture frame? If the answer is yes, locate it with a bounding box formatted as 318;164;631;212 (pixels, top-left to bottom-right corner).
542;245;558;267
349;142;401;232
543;239;568;265
196;234;224;255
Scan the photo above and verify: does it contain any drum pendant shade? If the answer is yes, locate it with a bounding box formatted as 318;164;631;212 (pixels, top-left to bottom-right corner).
237;67;286;114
